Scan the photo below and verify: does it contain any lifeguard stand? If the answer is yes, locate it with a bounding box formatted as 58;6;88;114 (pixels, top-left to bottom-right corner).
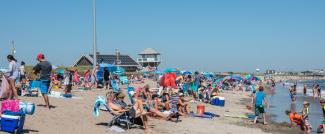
137;48;161;68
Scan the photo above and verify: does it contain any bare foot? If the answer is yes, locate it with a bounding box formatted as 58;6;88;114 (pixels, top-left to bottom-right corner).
144;128;152;133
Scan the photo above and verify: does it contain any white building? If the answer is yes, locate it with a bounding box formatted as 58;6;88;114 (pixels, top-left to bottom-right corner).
137;48;161;68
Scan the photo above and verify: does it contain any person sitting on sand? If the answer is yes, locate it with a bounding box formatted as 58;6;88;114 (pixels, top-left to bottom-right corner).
302;101;312;133
106;91;150;132
159;89;170;110
134;88;170;120
285;110;303;129
210;86;219;98
254;86;268;125
178;93;190;115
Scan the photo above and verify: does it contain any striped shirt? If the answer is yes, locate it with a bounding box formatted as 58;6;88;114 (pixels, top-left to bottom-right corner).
170;94;179;113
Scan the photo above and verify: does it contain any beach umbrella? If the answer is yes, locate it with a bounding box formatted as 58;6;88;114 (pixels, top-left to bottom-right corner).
231;75;244;81
99;63;118;72
56;69;65;74
182;71;192;75
155;70;163;75
245;74;252;79
164;68;179;73
203;72;215;78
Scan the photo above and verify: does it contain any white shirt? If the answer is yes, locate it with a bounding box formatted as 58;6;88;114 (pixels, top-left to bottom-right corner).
6;61;19;78
20;65;25;75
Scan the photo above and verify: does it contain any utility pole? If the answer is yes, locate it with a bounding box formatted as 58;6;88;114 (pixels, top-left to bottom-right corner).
11;40;16;56
92;0;97;68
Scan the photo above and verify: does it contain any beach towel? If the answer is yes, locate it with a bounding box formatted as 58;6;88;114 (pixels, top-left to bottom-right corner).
111;79;120;93
93;96;108;117
1;99;20;113
0;76;10;98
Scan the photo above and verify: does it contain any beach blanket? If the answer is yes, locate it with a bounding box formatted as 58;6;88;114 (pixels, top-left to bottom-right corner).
93;96;108;117
190;112;218;119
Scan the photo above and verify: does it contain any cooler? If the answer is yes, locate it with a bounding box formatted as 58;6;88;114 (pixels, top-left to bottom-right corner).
1;114;25;134
219;97;225;107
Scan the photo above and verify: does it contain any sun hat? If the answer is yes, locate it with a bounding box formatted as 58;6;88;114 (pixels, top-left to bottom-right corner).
117;92;126;98
303;101;310;106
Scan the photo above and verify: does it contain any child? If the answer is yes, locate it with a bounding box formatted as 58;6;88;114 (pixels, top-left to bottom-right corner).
254;86;268;125
285;109;303;129
302;101;311;133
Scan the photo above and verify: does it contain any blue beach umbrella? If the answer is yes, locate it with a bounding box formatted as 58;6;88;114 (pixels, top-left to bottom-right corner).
231;75;244;81
183;71;192;75
155;70;163;75
56;69;65;74
164;68;178;73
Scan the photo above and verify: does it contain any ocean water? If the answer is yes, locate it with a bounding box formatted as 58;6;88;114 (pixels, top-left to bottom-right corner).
267;80;325;134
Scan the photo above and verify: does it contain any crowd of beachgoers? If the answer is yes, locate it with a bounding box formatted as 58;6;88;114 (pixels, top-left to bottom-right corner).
1;54;325;134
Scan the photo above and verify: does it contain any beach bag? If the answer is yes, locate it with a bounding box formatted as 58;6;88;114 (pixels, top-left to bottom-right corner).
1;99;20;113
19;102;35;115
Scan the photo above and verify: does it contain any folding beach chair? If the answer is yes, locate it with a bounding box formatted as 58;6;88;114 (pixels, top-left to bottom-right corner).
93;96;137;130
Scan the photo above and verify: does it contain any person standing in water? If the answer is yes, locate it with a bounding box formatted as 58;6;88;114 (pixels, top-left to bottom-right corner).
316;84;322;99
289;86;296;103
33;53;52;109
303;84;307;96
302;101;311;133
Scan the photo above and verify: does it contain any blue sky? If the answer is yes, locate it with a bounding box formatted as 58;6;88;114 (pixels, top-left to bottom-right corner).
0;0;324;72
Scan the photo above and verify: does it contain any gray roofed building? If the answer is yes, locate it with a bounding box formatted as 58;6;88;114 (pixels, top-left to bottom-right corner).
73;53;140;72
139;48;160;55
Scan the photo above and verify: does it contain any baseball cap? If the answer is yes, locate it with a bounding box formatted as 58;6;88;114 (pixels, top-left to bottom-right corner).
37;53;44;59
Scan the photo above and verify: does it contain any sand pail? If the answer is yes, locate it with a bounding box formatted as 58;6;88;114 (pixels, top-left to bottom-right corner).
197;104;205;115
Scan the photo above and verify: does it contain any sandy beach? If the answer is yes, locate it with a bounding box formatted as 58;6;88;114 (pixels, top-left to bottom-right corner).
15;80;298;134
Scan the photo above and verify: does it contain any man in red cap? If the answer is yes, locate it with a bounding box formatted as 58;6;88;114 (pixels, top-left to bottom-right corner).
33;53;52;109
